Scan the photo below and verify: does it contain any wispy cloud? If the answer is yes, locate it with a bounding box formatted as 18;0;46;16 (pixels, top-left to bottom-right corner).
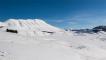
61;13;106;29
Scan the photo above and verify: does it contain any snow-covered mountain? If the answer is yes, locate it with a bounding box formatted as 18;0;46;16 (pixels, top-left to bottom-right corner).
0;19;63;36
5;19;61;31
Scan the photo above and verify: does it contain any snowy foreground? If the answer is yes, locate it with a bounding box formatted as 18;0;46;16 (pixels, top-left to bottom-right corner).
0;19;106;60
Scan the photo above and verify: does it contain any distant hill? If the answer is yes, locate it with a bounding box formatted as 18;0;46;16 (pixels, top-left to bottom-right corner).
67;26;106;33
92;26;106;33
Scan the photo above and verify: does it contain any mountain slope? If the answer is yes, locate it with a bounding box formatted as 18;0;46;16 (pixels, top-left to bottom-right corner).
0;30;106;60
0;31;82;60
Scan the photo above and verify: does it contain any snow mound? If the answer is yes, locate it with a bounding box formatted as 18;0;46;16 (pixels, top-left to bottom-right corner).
5;19;63;36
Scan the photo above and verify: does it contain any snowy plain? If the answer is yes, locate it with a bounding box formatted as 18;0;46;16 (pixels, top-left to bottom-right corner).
0;19;106;60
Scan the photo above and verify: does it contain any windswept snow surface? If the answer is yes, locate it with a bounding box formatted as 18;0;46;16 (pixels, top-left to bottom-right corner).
0;19;106;60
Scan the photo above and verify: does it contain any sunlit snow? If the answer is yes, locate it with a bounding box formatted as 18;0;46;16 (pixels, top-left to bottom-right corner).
0;19;106;60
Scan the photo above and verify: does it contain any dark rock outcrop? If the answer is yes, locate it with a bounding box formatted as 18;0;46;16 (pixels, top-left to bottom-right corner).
92;26;106;33
6;29;18;33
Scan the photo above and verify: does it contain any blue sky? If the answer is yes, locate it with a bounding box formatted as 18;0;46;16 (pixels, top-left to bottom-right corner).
0;0;106;29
